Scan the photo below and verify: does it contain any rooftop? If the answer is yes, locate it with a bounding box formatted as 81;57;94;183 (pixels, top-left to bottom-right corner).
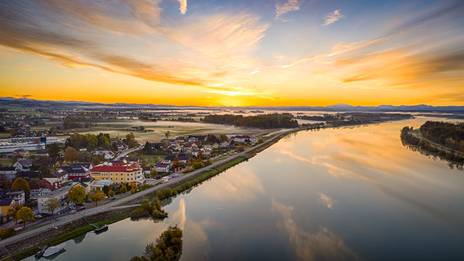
92;161;140;172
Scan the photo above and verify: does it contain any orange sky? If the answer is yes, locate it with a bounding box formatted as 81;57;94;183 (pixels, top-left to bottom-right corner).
1;1;463;106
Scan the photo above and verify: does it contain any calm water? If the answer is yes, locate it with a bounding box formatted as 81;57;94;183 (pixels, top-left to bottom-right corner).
26;117;464;260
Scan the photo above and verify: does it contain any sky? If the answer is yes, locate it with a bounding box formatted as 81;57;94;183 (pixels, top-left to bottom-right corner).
0;0;463;106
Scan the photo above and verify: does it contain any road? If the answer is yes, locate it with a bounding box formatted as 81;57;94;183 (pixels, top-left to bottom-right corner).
0;129;293;248
113;145;144;160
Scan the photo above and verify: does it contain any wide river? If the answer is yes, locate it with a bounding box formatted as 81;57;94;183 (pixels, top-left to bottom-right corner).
27;117;464;260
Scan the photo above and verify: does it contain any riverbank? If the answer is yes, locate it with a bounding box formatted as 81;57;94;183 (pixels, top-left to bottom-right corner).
0;209;132;261
1;118;412;260
401;128;464;168
0;129;293;260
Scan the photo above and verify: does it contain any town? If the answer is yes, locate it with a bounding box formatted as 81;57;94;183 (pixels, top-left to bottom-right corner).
0;130;261;237
0;100;421;259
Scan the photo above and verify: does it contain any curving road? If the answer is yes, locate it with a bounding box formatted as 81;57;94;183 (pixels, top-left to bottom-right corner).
113;145;144;161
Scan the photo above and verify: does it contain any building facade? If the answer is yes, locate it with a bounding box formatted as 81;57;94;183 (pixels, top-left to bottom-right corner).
90;161;144;184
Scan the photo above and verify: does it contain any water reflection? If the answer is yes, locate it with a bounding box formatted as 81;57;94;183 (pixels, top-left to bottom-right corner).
272;200;359;261
26;118;464;260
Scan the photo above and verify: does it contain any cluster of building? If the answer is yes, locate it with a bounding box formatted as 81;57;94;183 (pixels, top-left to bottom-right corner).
0;158;145;222
149;134;258;174
0;132;259;225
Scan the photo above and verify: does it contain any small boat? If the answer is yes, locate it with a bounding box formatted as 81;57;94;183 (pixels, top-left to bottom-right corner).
94;225;109;234
34;245;48;259
42;243;66;258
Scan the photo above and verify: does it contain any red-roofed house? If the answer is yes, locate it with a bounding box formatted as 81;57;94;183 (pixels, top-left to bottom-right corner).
90;161;144;184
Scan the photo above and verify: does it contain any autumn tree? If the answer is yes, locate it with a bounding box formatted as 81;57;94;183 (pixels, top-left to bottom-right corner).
45;198;60;216
16;207;34;228
132;226;183;261
89;191;105;206
64;146;79;162
69;184;86;205
11;177;30;198
125;133;138;148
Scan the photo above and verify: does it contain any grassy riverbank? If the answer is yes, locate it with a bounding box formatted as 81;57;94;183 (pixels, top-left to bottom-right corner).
2;209;132;261
1;132;290;260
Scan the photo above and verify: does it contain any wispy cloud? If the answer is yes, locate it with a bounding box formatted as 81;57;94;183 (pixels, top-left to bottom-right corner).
0;1;268;94
323;9;343;25
281;38;384;68
178;0;187;15
275;0;300;19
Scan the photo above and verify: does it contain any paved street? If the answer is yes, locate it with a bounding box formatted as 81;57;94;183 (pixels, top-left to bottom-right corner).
0;130;292;248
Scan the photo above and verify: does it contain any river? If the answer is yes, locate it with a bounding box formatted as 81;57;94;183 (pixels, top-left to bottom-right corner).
26;117;464;260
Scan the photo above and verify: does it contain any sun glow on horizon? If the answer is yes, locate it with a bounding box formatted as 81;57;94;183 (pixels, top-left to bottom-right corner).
1;1;463;106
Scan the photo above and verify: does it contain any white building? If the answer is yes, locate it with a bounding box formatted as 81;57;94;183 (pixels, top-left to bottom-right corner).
37;185;71;214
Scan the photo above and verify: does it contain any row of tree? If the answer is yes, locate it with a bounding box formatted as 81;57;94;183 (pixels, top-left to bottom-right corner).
401;126;464;169
419;121;464;153
65;133;112;151
202;113;299;129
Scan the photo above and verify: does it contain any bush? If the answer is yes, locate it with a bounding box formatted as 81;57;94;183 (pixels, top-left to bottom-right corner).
0;228;16;239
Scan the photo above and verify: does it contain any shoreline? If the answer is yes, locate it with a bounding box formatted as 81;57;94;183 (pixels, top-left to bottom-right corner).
0;118;411;260
401;128;464;168
0;128;294;261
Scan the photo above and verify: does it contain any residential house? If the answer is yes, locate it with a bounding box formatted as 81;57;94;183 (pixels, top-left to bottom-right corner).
30;188;52;200
60;163;91;181
94;150;114;160
177;154;189;165
89;179;113;192
17;170;41;179
155;162;171;173
5;191;26;206
13;159;32;172
91;161;144;184
0;198;14;223
43;171;69;189
37;185;72;214
0;190;26;223
0;167;17;181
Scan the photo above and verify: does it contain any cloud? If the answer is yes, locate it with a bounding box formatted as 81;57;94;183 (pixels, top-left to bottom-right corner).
282;38;384;68
272;200;359;260
323;9;343;26
0;1;269;95
337;48;464;86
319;193;335;209
275;0;300;19
384;1;464;37
178;0;187;15
42;0;162;34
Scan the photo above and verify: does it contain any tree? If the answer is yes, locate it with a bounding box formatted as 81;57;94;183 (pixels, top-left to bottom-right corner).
64;146;79;162
77;151;92;163
144;226;183;261
102;185;110;196
150;169;158;178
45;198;60;216
85;134;98;151
47;143;61;159
130;184;138;194
89;191;105;206
11;177;30;197
16;207;34;228
125;133;138;148
119;183;128;194
69;184;86;205
8;205;21;224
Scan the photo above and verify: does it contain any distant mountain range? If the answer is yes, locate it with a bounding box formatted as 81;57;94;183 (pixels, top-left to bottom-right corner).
1;97;464;113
